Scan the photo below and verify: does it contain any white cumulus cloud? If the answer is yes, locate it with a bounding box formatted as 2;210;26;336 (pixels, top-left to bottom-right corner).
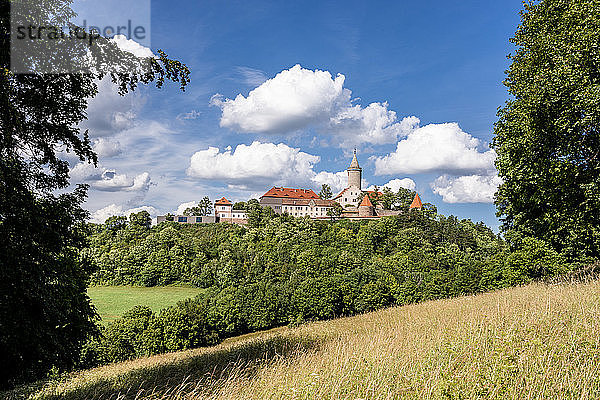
374;122;496;175
312;170;348;193
70;162;151;192
366;178;416;192
176;200;198;215
212;64;349;134
187;141;375;192
111;34;155;58
89;204;158;224
92;137;122;158
331;106;419;146
94;171;151;192
187;141;320;188
211;64;419;146
431;174;502;203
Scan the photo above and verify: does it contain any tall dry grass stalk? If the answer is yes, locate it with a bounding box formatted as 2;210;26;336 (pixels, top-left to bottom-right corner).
22;281;600;399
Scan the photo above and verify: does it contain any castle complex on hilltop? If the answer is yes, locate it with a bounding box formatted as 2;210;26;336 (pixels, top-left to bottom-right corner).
157;151;422;225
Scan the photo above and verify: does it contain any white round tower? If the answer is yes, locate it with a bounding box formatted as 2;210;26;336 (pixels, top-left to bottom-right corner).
347;149;362;189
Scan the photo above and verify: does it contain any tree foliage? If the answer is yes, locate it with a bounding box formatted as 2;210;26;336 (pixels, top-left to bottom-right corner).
380;187;415;210
183;196;213;216
129;211;151;229
246;201;276;228
492;0;600;261
319;184;333;199
0;0;189;388
326;203;344;219
357;187;415;210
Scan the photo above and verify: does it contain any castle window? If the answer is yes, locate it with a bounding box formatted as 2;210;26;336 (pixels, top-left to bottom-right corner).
196;217;202;223
178;216;187;223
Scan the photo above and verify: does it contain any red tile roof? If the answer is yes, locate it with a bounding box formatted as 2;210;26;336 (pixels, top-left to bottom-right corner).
410;193;423;209
261;187;320;199
334;188;383;200
281;199;336;206
215;197;232;206
359;194;374;207
333;187;349;199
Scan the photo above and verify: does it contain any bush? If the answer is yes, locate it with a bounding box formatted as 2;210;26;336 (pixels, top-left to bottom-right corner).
502;235;570;286
160;299;219;351
96;306;161;363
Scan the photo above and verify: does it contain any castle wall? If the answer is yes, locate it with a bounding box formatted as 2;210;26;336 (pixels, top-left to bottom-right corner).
358;205;374;217
259;197;283;213
375;210;403;217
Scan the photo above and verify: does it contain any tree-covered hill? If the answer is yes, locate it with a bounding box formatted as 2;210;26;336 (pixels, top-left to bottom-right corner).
78;209;571;367
89;210;508;293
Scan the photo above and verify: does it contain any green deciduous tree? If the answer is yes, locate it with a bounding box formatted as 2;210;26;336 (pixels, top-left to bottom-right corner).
130;211;152;229
327;203;344;220
232;201;246;210
492;0;600;260
380;187;415;210
160;299;219;352
247;203;276;228
0;0;189;387
184;196;213;216
318;184;333;200
105;215;128;232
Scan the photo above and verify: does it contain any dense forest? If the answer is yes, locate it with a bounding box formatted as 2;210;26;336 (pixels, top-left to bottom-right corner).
80;208;571;366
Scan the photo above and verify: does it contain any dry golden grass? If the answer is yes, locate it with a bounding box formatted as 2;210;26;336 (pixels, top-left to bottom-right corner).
19;281;600;400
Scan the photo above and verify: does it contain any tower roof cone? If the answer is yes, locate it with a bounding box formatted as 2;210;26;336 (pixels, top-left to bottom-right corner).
409;193;423;209
359;194;374;207
349;149;360;169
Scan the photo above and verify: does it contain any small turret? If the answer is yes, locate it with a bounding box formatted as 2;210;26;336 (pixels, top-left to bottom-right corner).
409;193;423;209
358;194;375;217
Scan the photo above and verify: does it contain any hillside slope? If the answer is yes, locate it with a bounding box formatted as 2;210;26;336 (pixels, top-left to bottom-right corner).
18;281;600;399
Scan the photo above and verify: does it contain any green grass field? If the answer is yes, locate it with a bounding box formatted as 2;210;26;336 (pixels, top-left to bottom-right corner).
87;286;203;324
26;280;600;399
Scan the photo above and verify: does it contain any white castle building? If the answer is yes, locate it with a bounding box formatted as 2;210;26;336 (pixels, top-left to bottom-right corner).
157;151;422;225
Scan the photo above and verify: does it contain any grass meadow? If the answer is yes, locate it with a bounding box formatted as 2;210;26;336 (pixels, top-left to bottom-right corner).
13;280;600;399
87;286;204;324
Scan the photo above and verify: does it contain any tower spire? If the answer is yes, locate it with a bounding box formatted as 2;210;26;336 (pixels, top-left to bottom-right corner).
349;149;360;169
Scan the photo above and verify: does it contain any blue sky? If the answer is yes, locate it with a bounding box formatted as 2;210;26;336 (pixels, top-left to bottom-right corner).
70;0;524;230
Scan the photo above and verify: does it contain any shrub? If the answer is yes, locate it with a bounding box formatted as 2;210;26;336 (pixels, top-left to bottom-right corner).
160;299;219;351
502;235;569;286
96;306;161;363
